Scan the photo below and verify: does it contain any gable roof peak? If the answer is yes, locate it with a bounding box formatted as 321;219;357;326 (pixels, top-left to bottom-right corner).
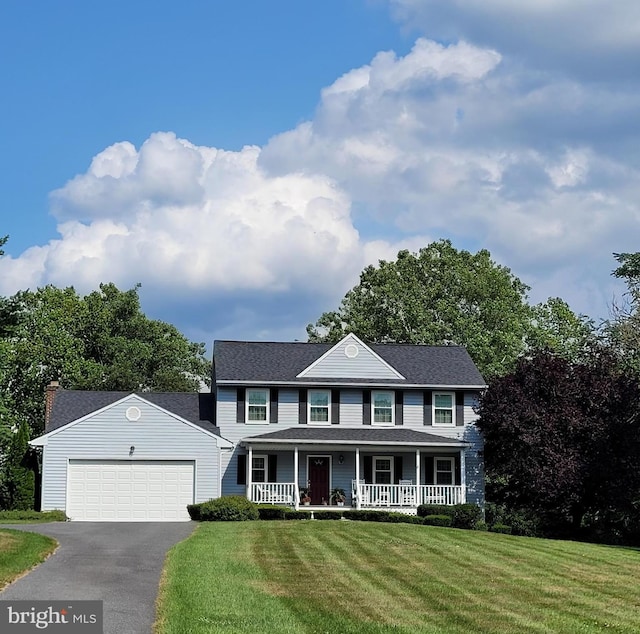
296;333;405;380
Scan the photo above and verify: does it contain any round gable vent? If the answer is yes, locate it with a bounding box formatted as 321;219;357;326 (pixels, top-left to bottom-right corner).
344;343;359;359
126;406;141;422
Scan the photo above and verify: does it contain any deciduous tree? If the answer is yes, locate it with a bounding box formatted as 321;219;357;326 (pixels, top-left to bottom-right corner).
477;349;640;536
1;283;210;435
308;240;591;377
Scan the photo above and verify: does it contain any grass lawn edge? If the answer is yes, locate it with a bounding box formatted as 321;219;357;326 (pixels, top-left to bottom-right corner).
0;528;59;591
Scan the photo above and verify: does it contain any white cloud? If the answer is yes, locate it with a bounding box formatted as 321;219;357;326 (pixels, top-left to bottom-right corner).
0;133;430;335
389;0;640;80
3;19;640;341
260;35;640;319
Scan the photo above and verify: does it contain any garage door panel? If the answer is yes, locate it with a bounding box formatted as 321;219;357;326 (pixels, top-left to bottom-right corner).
67;460;194;521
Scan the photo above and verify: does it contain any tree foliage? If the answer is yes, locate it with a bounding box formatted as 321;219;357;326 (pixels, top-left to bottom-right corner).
608;251;640;375
477;349;640;537
308;240;592;378
528;297;596;362
1;420;35;510
0;283;211;435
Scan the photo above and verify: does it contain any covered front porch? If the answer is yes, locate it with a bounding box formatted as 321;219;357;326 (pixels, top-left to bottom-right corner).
241;427;469;512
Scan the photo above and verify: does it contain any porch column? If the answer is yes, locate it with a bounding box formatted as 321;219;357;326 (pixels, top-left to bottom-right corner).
415;449;421;505
460;449;466;503
247;445;253;501
294;446;299;510
355;447;361;510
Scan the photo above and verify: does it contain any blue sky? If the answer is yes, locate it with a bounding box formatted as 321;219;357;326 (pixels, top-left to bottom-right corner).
1;0;639;347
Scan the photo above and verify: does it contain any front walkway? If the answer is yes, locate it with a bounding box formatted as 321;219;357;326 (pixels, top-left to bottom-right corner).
0;522;194;634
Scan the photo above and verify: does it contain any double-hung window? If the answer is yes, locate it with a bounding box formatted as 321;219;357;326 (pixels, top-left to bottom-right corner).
309;390;330;423
372;391;394;425
374;456;394;484
252;455;267;482
434;458;454;485
246;389;269;423
433;392;455;426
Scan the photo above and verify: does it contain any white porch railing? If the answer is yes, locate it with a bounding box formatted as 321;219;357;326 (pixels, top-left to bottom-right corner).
355;484;464;508
250;482;297;506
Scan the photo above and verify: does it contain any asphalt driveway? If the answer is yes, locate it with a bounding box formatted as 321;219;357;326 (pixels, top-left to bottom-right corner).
0;522;195;634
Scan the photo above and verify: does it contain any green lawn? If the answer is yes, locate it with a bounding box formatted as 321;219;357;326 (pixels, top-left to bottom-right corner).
155;521;640;634
0;529;57;589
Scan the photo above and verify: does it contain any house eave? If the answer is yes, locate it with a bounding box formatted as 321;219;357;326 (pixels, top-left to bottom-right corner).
241;438;470;448
217;380;487;390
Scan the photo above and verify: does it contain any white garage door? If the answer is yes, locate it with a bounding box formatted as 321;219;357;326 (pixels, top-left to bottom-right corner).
67;460;194;521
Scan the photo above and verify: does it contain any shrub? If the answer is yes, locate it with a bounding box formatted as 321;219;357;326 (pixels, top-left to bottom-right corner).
485;503;540;537
313;510;344;520
417;504;455;518
190;496;259;521
0;510;67;522
507;510;540;537
452;504;483;529
474;521;488;531
423;514;452;527
387;513;425;525
284;509;311;520
187;503;202;521
342;510;391;522
491;523;512;534
484;502;504;527
257;505;288;520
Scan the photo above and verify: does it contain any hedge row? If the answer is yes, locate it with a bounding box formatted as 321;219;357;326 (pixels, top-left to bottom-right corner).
417;504;483;529
0;510;68;522
188;497;485;531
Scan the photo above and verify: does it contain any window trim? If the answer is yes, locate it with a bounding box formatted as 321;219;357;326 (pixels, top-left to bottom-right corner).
371;390;395;426
246;388;270;424
373;455;394;484
432;391;456;426
251;454;268;483
434;457;455;485
308;389;331;425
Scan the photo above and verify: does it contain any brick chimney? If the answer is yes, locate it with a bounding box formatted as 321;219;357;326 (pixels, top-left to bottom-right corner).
44;380;60;431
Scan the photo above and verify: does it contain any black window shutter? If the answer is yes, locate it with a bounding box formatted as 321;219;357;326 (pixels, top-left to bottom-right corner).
237;454;246;485
331;389;340;424
395;390;403;426
363;390;371;425
424;456;435;484
455;455;461;485
455;391;465;426
270;388;279;423
363;455;373;483
394;456;403;483
298;388;307;424
237;388;246;424
268;455;277;482
423;390;432;426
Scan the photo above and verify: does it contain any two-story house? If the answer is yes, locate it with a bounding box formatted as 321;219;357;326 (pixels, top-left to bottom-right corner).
30;334;486;521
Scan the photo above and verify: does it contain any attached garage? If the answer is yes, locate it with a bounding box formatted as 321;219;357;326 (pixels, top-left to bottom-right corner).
66;460;195;521
31;391;232;521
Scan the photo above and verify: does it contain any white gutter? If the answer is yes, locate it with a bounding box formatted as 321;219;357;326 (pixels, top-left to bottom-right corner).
217;380;487;389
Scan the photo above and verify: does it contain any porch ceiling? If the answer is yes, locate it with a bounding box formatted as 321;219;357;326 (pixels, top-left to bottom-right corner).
241;427;468;448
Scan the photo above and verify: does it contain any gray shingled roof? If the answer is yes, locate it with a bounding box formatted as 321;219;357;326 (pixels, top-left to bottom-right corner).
242;427;467;446
46;390;219;436
213;340;485;386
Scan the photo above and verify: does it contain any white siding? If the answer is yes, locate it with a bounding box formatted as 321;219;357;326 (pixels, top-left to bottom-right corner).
40;397;221;513
299;338;403;380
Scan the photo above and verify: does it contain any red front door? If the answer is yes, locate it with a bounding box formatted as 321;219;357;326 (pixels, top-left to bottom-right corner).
308;456;330;505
